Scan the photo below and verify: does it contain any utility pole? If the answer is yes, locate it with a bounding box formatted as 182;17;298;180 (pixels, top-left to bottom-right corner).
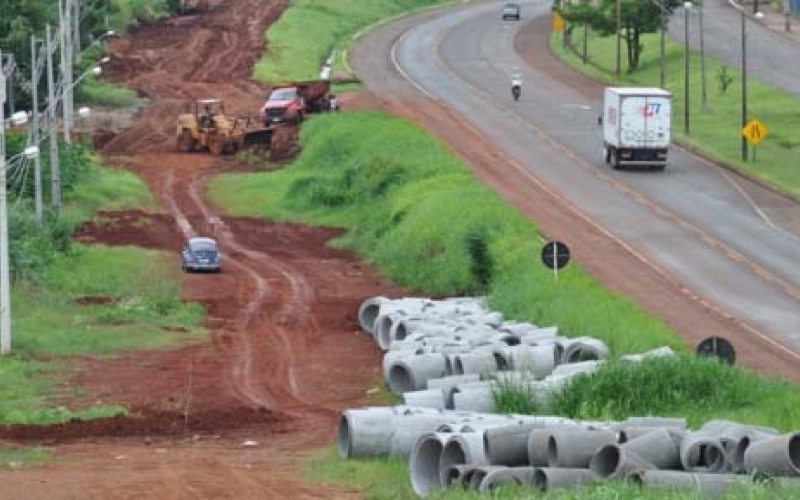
60;0;75;144
31;36;43;225
1;49;12;355
741;9;748;161
47;24;62;212
615;0;622;76
699;2;708;110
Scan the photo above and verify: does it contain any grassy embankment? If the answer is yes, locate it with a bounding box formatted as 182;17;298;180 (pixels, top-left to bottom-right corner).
552;26;800;198
252;0;458;84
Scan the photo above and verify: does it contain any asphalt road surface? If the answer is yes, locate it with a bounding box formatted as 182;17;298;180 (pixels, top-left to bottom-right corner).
354;0;800;356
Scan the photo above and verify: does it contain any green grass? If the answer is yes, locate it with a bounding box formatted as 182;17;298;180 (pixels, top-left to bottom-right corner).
253;0;458;83
0;447;51;469
79;79;141;107
14;243;205;356
553;28;800;199
64;161;157;225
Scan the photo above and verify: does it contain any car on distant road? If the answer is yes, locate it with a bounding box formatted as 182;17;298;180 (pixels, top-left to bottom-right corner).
501;2;521;20
181;236;221;273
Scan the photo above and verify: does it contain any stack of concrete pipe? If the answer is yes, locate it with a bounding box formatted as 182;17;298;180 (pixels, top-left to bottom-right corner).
339;407;800;498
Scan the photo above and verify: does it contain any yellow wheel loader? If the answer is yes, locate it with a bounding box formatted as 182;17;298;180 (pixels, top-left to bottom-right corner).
176;99;249;155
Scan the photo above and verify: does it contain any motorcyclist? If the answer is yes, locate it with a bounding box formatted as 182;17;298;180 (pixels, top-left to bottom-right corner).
511;73;522;101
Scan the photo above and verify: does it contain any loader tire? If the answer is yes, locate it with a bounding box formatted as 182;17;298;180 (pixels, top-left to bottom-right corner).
208;134;223;155
177;129;195;152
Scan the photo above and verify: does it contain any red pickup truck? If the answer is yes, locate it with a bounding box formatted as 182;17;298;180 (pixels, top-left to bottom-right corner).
259;80;331;126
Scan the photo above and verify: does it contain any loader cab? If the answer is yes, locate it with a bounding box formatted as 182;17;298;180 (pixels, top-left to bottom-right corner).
196;99;225;128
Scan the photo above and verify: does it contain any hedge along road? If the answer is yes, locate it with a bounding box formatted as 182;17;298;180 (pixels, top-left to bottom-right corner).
351;0;800;373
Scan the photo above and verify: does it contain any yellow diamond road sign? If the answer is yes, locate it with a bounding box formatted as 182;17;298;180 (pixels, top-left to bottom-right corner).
553;12;566;34
742;118;768;146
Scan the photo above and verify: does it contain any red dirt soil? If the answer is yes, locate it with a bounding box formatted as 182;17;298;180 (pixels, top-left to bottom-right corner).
3;2;800;499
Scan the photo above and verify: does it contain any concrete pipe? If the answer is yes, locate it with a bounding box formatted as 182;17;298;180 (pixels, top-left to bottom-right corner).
484;422;542;466
589;443;655;479
444;381;493;410
630;470;749;499
550;360;605;378
452;351;498;377
439;432;490;486
452;384;495;412
357;296;389;333
620;346;677;362
442;464;476;488
465;466;509;491
561;337;610;363
620;428;682;470
389;413;455;458
615;426;670;444
410;432;451;497
680;432;728;473
528;425;583;467
478;466;535;492
387;353;447;394
505;345;559;379
337;406;398;458
515;325;559;341
382;349;423;380
533;467;597;492
547;429;617;468
427;374;481;391
623;416;688;430
744;432;800;477
403;388;446;410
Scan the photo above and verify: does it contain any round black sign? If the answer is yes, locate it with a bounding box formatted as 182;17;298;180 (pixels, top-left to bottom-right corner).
696;336;736;365
541;241;570;270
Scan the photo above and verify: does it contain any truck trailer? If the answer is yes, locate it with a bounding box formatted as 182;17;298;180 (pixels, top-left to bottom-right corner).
601;87;672;171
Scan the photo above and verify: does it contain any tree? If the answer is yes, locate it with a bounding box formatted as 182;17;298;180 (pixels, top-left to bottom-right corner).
558;0;684;72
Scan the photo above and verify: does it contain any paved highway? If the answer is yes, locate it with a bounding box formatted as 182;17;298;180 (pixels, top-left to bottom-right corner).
353;0;800;355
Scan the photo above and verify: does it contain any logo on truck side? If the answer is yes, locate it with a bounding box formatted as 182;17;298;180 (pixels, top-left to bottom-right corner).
643;103;662;117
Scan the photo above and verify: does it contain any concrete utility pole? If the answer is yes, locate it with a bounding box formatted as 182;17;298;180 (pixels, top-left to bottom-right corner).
1;50;12;355
60;0;75;144
47;24;62;212
31;35;43;225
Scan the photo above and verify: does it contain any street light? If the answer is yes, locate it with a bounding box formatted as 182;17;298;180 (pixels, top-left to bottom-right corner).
1;51;40;354
683;1;692;135
741;9;765;161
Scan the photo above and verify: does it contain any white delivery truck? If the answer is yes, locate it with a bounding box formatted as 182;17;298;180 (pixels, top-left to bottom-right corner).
601;87;672;170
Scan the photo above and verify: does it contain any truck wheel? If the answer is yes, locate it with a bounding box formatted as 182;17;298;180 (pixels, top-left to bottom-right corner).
177;129;195;152
295;112;304;125
604;147;611;165
612;150;621;170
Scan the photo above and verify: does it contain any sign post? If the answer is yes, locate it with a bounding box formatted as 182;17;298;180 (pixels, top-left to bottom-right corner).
541;241;570;280
742;118;768;163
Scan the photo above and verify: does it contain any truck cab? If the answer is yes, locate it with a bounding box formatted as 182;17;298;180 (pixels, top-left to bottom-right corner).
260;86;305;125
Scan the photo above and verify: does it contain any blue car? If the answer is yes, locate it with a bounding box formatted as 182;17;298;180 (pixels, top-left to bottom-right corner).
181;236;221;273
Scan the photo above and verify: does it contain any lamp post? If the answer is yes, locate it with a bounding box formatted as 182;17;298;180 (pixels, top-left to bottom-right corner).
1;51;40;355
683;1;692;135
616;0;622;76
699;1;707;110
741;9;765;161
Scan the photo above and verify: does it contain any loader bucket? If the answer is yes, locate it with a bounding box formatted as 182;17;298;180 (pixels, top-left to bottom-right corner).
243;128;273;148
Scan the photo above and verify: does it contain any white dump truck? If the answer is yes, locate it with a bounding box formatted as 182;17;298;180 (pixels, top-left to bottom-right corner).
601;87;672;170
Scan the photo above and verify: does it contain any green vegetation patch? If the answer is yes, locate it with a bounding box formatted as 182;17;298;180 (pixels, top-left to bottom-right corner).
553;28;800;199
254;0;458;83
550;357;800;430
0;446;51;469
15;243;204;356
65;161;157;224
